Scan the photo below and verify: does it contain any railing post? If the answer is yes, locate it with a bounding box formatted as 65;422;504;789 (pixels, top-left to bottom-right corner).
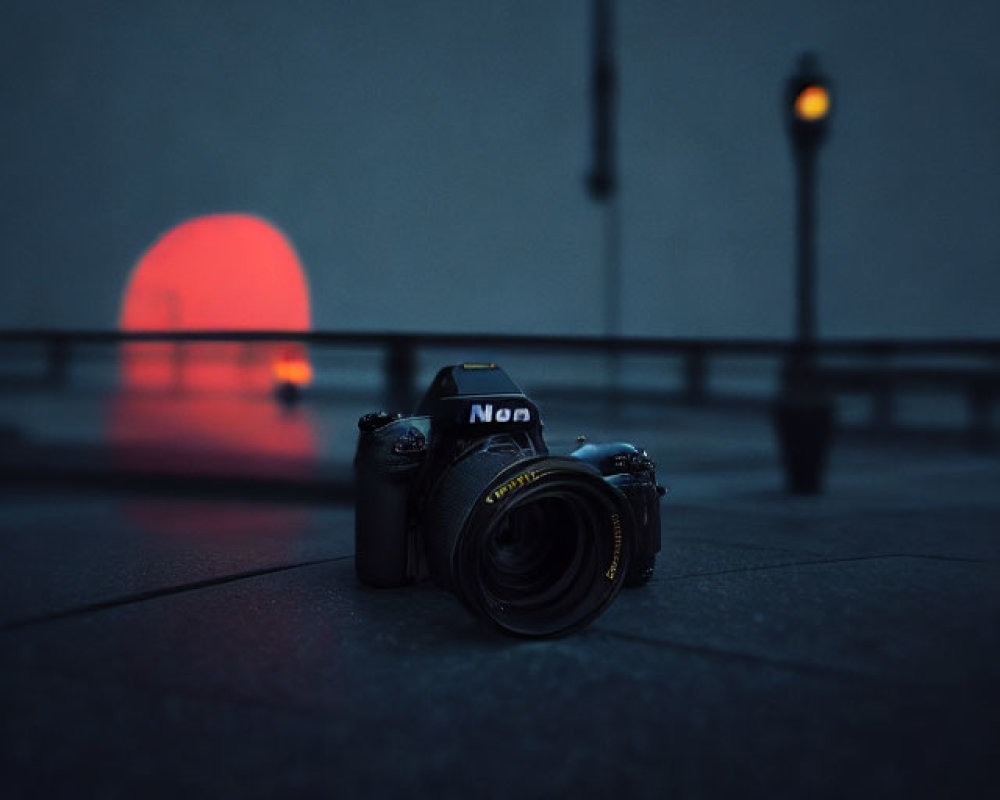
968;378;993;448
869;344;892;434
872;379;894;434
682;346;707;405
46;335;70;386
384;338;417;413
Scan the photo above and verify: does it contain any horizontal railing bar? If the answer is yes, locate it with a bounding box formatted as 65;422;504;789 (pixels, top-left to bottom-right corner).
1;330;999;357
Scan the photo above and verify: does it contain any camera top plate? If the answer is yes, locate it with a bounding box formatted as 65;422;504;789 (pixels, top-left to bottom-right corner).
417;364;521;405
416;363;543;440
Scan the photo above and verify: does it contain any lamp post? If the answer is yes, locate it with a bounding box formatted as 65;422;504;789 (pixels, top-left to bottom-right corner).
586;0;622;403
787;53;831;355
773;53;835;494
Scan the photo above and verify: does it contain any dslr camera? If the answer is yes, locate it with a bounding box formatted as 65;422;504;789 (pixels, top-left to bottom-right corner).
354;363;664;637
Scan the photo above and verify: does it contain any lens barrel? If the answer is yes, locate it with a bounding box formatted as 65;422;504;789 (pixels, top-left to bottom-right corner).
425;453;633;637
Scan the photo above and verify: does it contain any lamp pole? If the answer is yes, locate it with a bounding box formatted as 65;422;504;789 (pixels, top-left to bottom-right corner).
786;53;832;366
773;53;835;495
586;0;621;397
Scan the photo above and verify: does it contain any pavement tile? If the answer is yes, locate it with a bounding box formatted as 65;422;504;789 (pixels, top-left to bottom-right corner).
1;395;999;798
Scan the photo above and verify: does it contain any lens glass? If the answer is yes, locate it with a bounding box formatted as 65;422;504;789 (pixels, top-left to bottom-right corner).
460;474;627;637
482;496;586;610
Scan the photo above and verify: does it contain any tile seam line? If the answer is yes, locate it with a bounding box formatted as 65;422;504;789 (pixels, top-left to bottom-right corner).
0;554;354;633
0;660;348;722
597;629;927;688
659;552;992;581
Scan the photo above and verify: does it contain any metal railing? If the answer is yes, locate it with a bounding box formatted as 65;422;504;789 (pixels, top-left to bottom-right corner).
1;329;998;441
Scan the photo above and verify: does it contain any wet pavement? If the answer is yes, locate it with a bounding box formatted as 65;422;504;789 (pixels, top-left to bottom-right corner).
1;388;998;798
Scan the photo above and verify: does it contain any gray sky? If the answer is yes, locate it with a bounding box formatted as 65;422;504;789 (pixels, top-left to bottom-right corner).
1;0;998;337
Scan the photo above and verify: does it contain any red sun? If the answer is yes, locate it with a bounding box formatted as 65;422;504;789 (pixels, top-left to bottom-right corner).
118;213;312;391
121;213;310;332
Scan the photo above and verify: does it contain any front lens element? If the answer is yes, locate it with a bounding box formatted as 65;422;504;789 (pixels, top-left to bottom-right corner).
481;495;586;610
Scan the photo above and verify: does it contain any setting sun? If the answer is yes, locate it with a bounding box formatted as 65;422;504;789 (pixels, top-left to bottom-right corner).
118;213;312;391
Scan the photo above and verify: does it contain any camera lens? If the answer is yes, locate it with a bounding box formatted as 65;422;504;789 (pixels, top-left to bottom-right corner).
482;496;585;608
425;455;633;638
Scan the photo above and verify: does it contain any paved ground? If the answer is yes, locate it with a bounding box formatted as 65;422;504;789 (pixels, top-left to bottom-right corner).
1;387;998;798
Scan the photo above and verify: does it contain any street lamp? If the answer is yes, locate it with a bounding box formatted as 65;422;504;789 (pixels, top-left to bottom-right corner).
773;53;835;495
786;53;832;351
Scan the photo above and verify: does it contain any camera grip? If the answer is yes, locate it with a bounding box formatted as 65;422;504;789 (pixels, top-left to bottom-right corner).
354;476;412;587
353;419;429;587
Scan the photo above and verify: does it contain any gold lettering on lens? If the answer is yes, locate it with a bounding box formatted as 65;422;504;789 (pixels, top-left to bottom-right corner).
484;471;540;505
605;513;623;581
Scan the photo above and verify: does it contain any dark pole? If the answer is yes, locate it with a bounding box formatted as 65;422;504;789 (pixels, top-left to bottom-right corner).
795;142;817;347
586;0;622;403
587;0;616;204
586;0;619;344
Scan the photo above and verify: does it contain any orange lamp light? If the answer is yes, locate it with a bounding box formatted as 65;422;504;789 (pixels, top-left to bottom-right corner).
794;85;830;122
272;354;313;387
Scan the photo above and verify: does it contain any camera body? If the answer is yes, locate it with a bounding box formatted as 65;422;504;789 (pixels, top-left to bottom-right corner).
354;363;663;637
